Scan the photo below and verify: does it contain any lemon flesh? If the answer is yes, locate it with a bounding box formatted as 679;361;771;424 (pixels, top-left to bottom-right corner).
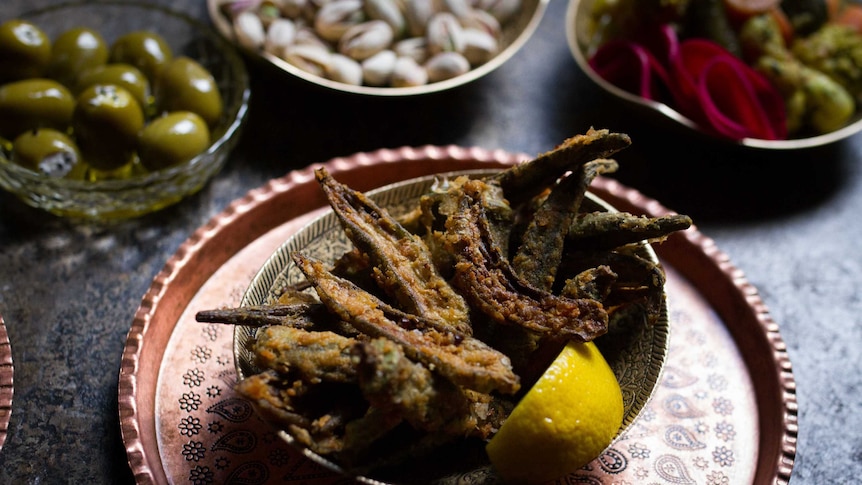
486;341;623;484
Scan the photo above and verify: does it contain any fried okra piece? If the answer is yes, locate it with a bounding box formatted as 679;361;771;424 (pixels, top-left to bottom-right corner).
293;252;521;395
354;338;473;433
560;250;666;325
488;128;631;206
567;212;693;251
251;325;360;384
512;159;619;291
235;370;367;456
443;192;608;343
316;168;473;336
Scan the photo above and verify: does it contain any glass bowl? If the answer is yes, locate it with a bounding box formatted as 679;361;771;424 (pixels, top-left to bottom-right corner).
566;0;862;150
207;0;549;96
0;1;250;220
234;169;670;484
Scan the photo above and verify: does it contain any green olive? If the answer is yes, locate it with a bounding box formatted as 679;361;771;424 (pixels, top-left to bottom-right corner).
0;19;52;83
0;78;74;140
48;27;108;87
12;127;84;178
154;56;222;127
76;63;151;112
72;84;144;171
138;111;210;171
110;30;173;84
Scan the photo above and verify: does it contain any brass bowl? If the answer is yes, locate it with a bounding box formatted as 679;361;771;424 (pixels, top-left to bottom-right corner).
208;0;549;96
0;1;250;220
566;0;862;149
234;169;670;484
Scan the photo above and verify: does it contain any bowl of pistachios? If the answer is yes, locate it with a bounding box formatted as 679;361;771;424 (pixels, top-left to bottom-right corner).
208;0;548;96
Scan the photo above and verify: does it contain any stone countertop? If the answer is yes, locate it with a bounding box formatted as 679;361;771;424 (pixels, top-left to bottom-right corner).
0;0;859;483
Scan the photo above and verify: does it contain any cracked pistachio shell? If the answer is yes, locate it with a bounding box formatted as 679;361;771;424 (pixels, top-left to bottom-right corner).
264;18;297;56
439;0;473;20
361;49;397;86
461;28;498;65
315;0;366;42
339;20;394;61
460;8;502;38
293;27;330;49
284;43;332;77
425;51;470;82
365;0;407;37
426;12;465;55
394;37;430;64
326;53;364;84
234;10;267;50
391;55;428;87
404;0;440;37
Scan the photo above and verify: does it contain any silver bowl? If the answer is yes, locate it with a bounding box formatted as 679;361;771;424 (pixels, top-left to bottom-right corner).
566;0;862;149
208;0;549;96
234;169;669;484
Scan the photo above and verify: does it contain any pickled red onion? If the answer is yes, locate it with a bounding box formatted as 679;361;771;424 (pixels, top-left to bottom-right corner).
588;25;787;140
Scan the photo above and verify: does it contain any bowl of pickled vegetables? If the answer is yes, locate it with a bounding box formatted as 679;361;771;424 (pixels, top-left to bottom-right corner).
567;0;862;149
0;1;249;220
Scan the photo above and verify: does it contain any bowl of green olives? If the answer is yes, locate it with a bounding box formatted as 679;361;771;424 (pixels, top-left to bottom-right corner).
0;1;250;220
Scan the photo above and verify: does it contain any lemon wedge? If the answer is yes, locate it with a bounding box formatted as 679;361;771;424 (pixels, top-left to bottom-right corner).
486;341;623;484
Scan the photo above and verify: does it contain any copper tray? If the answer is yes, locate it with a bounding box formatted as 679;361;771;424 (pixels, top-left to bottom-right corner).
118;146;798;484
0;314;13;452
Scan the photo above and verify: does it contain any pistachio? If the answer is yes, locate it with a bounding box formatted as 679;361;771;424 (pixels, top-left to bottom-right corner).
293;26;330;49
391;55;428;87
461;27;498;65
283;42;332;76
460;8;502;39
425;51;470;82
361;49;397;86
394;36;430;64
264;18;298;56
234;10;267;50
426;12;465;55
326;53;364;84
315;0;366;42
439;0;473;20
365;0;407;37
339;20;394;61
404;0;439;37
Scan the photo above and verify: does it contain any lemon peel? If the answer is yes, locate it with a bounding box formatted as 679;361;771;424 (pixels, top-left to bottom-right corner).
486;341;623;484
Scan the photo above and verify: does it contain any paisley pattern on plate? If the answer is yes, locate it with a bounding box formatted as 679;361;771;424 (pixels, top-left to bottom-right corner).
235;169;670;483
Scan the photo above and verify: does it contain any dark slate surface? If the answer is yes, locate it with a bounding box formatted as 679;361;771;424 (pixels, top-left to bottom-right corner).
1;0;860;483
